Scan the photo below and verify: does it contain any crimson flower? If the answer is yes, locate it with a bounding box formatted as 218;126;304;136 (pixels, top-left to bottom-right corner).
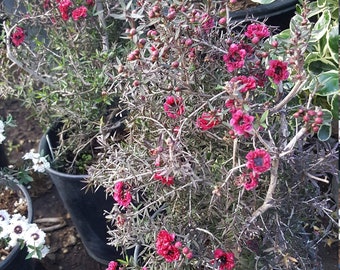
57;0;72;21
196;111;222;131
11;27;25;47
223;43;247;72
154;172;174;186
246;149;271;173
113;181;132;207
106;261;118;270
265;60;289;84
72;6;88;21
243;172;259;190
156;230;180;262
163;96;185;119
225;99;236;112
229;109;254;137
214;248;235;270
244;23;270;44
231;75;257;93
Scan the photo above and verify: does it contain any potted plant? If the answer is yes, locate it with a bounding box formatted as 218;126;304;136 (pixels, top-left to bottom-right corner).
0;0;134;264
228;0;298;29
0;118;49;270
0;0;338;269
83;0;337;269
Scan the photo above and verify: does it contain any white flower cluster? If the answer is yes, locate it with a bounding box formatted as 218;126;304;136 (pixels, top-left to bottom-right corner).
23;150;50;173
0;120;5;144
0;209;49;259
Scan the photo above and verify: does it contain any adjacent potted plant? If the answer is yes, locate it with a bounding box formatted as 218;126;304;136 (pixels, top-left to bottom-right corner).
228;0;298;29
0;118;49;270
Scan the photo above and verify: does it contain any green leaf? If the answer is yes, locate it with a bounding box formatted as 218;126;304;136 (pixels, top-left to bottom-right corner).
307;58;337;74
327;24;339;62
310;10;331;43
321;109;333;124
317;124;331;141
260;110;269;123
317;0;327;7
315;71;339;96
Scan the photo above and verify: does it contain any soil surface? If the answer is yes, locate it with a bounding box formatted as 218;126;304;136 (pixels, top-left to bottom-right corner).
0;99;107;270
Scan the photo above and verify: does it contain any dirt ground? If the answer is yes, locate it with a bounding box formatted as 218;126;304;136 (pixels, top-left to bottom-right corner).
0;99;107;270
0;99;338;269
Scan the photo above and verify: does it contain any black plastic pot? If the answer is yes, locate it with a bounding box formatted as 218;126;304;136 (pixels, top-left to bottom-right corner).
0;175;34;270
38;127;133;265
230;0;298;30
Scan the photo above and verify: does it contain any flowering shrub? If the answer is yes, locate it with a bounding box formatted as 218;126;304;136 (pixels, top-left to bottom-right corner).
1;0;338;268
86;0;338;269
1;0;129;173
0;210;49;259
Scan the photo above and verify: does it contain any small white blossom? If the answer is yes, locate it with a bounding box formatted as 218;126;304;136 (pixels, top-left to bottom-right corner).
0;210;49;259
0;210;10;223
0;120;5;144
23;150;50;173
7;219;29;247
24;223;46;247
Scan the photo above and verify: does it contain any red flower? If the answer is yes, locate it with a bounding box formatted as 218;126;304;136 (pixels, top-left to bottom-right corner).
225;99;236;112
244;23;270;44
163;96;185;119
57;0;72;21
196;111;222;131
246;149;271;173
106;261;118;270
156;230;180;262
231;75;257;93
113;182;132;207
265;60;289;84
11;27;25;47
72;6;88;21
223;43;247;72
214;249;235;270
243;172;259;190
229;109;254;136
154;172;174;186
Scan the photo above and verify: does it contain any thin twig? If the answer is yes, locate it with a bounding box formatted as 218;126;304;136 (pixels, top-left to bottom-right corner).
247;155;279;224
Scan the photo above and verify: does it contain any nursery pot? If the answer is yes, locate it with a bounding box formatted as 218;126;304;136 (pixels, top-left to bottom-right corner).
0;175;33;270
38;126;133;265
230;0;298;30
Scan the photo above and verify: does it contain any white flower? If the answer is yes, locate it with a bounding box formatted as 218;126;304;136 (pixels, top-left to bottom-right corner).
23;150;50;173
22;150;41;161
0;120;4;133
32;156;50;173
0;120;5;144
0;210;10;239
7;218;29;247
0;210;10;223
24;223;46;247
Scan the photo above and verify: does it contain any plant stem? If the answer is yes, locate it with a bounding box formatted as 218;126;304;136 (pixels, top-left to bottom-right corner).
270;80;305;114
248;155;279;224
